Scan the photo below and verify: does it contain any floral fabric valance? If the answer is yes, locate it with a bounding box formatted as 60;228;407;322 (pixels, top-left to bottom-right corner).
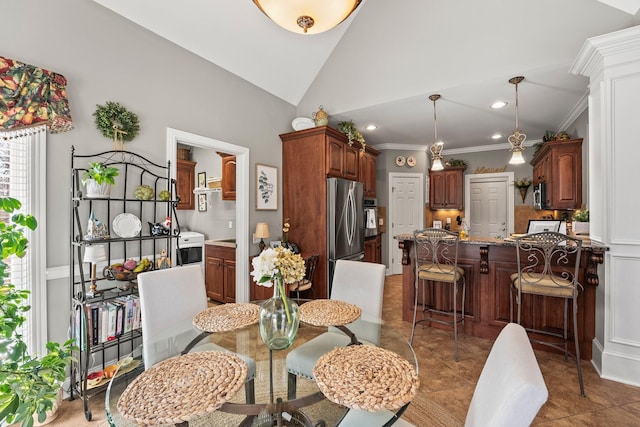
0;56;73;133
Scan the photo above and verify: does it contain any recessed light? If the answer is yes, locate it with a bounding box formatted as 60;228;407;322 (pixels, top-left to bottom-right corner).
365;124;377;131
491;101;508;109
491;133;503;140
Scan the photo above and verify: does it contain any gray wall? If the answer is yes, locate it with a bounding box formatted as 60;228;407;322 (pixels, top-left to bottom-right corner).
2;0;295;344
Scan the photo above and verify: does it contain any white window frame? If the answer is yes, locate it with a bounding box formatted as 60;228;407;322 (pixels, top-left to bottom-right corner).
0;126;48;356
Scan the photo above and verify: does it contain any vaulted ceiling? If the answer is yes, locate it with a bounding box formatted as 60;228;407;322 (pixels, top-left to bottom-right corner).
93;0;639;152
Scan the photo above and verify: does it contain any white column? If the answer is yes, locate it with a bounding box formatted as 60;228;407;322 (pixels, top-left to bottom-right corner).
571;25;640;386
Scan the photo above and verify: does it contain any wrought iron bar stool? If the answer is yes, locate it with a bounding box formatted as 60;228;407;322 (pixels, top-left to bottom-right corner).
411;228;466;361
510;231;585;397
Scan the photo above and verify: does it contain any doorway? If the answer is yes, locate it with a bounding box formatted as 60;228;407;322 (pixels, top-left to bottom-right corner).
166;128;251;302
389;173;424;275
464;172;514;238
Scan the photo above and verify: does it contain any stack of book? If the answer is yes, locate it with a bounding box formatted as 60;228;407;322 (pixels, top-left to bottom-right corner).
75;295;141;350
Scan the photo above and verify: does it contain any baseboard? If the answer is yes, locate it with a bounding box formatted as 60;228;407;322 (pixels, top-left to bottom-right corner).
600;348;640;387
591;337;604;376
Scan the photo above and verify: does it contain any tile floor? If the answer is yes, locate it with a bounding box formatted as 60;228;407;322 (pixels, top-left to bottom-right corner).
49;274;640;426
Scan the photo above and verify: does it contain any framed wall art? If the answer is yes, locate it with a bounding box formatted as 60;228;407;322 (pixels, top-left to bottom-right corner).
198;193;207;212
256;164;277;210
197;172;206;189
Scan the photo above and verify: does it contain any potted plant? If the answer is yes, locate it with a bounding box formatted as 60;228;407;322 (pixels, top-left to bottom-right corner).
0;197;77;427
81;162;119;198
572;209;590;235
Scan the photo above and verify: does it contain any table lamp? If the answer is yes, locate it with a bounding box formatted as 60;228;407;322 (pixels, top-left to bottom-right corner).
255;223;269;252
83;244;107;296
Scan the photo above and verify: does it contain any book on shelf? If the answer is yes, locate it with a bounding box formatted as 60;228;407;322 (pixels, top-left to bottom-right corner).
74;295;142;347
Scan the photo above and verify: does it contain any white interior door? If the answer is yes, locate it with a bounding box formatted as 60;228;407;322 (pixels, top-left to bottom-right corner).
389;173;423;275
465;172;514;238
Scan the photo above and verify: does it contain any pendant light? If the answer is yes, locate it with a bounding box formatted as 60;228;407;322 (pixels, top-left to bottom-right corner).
253;0;362;34
429;94;445;171
508;76;526;165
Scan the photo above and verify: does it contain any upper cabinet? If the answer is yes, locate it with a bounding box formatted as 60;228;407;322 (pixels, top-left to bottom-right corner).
218;152;236;201
176;159;196;210
530;138;582;210
429;166;466;210
359;147;379;198
326;133;359;181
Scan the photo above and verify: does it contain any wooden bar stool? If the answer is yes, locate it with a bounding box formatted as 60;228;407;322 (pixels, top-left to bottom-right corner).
510;231;585;397
288;254;319;301
411;228;466;361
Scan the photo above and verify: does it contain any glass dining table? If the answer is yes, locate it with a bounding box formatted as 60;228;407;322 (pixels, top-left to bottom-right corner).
105;301;418;427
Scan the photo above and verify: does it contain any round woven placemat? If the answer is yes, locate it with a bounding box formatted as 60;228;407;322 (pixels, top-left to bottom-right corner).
299;299;362;326
193;303;259;332
117;351;248;425
313;345;420;412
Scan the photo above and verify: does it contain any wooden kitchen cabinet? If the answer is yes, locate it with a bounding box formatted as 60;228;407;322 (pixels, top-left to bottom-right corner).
364;234;382;264
205;244;236;303
176;159;196;210
218;152;236;201
429;166;466;209
280;125;378;299
326;133;359;180
530;138;582;210
359;148;379;198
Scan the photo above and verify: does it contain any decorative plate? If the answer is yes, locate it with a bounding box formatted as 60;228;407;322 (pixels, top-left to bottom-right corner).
407;156;417;167
291;117;315;131
112;213;142;238
395;155;406;166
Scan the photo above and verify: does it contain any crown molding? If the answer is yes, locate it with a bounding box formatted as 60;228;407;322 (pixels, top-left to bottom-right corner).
557;91;589;132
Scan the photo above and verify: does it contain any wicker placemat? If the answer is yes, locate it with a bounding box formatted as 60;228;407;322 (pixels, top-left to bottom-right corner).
313;345;420;412
117;351;248;425
299;299;362;326
193;303;259;332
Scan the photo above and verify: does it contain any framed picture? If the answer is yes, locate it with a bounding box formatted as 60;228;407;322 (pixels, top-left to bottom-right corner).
433;220;442;228
198;193;207;212
270;240;281;248
256;164;277;210
527;220;561;234
197;172;206;189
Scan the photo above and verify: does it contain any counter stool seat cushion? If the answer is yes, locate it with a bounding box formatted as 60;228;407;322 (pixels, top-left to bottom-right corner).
510;272;574;298
418;264;465;282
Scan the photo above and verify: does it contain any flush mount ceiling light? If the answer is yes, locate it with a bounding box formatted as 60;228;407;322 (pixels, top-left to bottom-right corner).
491;101;508;109
508;76;526;165
253;0;362;34
491;133;503;140
365;124;377;131
429;94;445;171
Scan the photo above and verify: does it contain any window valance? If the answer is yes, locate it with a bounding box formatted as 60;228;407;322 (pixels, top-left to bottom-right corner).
0;56;73;133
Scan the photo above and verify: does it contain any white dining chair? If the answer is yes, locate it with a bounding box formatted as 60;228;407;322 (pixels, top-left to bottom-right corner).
465;323;548;427
285;260;386;399
137;264;256;403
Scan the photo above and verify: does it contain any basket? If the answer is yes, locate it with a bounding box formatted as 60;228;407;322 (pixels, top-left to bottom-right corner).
177;148;191;160
103;264;153;282
207;177;222;189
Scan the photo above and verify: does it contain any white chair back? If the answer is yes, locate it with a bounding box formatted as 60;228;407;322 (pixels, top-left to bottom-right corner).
330;260;385;343
465;323;548;427
138;265;207;369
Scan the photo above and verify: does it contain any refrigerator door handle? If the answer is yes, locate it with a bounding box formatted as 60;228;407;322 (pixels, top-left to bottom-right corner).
346;186;355;247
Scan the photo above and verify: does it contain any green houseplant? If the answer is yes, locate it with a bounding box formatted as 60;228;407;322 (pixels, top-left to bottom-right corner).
572;209;590;235
0;197;76;427
81;162;119;198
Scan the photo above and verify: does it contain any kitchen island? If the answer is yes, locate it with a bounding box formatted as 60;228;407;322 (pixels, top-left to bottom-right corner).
396;234;606;359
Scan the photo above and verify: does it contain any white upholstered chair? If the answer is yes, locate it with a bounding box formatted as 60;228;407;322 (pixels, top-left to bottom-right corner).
285;260;386;399
137;264;255;402
465;323;548;427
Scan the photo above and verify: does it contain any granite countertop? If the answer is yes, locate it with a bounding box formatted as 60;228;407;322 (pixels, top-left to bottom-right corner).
205;239;236;248
394;233;606;250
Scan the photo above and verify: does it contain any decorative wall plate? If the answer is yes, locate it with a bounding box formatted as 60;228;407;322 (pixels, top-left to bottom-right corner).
395;155;406;166
291;117;315;131
112;213;142;238
407;156;417;167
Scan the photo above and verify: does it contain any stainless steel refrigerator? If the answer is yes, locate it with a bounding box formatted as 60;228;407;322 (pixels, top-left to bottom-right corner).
327;177;364;294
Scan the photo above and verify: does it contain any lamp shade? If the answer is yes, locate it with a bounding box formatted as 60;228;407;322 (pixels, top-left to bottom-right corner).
255;223;270;239
83;244;107;263
253;0;361;34
431;157;444;171
509;150;526;165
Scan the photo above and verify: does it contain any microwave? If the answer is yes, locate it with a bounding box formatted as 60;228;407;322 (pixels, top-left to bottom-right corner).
533;182;547;210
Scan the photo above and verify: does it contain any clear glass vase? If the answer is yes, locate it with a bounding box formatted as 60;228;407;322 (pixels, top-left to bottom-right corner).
259;276;299;351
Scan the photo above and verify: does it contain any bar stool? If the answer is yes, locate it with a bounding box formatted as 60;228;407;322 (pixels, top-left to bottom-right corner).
510;231;585;397
411;228;466;361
